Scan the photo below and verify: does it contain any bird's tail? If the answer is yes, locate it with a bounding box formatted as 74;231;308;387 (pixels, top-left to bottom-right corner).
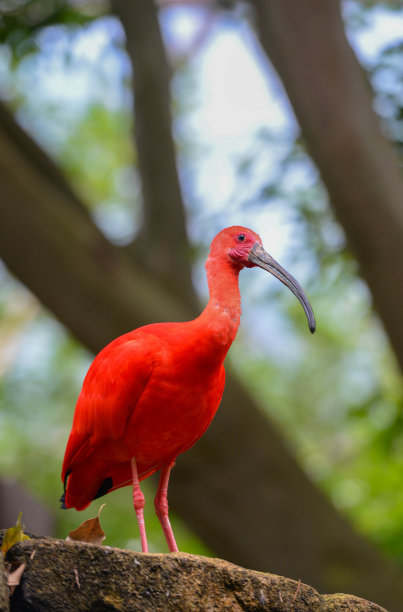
60;472;70;509
61;454;113;511
61;456;160;510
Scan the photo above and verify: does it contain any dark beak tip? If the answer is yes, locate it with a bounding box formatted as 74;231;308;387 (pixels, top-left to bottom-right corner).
308;315;316;334
250;242;316;335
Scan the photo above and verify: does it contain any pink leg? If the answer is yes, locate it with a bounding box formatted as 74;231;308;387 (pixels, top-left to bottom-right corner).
154;463;179;552
130;457;148;553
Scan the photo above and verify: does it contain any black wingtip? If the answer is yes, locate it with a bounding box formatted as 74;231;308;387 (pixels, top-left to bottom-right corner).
94;477;113;501
60;471;70;509
60;492;67;509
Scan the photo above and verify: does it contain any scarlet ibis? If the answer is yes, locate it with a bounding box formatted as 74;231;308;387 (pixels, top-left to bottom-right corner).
61;226;315;552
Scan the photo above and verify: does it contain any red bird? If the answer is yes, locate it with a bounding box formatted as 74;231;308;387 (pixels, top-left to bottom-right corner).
61;226;315;552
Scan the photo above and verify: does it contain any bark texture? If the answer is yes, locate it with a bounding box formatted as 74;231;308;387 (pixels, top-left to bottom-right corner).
250;0;403;372
0;554;7;612
0;102;190;352
112;0;196;308
3;537;388;612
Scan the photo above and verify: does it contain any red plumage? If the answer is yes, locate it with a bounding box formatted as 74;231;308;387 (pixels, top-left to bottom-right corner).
62;322;226;510
61;226;315;552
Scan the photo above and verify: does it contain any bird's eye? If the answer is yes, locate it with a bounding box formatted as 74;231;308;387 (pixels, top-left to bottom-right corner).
237;234;245;242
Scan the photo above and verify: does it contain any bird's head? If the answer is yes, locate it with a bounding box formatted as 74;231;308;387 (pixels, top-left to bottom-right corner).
209;226;316;333
209;226;262;267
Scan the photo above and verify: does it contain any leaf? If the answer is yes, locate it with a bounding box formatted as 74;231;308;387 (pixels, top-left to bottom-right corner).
66;504;106;545
7;563;26;594
1;512;30;556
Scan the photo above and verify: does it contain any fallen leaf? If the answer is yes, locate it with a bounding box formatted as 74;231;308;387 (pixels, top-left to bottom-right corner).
67;504;106;545
1;512;30;556
7;563;26;594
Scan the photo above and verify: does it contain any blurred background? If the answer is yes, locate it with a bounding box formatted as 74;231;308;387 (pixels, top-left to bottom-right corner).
0;0;403;609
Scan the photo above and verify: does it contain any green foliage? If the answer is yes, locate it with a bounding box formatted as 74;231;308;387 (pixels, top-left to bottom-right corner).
59;104;135;206
0;9;140;242
0;0;105;64
369;40;403;157
1;511;30;555
56;103;141;244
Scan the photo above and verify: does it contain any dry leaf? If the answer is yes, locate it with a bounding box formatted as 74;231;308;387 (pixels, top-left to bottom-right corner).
67;504;106;545
1;512;30;556
7;562;26;594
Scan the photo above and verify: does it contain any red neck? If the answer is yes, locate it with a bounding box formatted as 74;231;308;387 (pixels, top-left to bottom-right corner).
197;255;242;351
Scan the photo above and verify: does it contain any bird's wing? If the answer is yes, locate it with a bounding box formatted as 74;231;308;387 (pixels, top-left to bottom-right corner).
61;330;161;481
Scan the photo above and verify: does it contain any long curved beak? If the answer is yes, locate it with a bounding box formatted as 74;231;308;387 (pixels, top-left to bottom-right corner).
248;242;316;333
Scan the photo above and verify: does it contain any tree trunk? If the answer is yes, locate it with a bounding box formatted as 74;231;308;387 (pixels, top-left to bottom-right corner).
250;0;403;373
112;0;197;309
0;102;190;352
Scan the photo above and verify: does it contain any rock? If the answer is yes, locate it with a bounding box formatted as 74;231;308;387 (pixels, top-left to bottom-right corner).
1;538;388;611
0;554;9;612
321;593;388;611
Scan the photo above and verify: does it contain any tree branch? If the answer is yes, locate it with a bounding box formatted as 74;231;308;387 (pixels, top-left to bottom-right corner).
0;102;190;353
113;0;197;308
250;0;403;373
